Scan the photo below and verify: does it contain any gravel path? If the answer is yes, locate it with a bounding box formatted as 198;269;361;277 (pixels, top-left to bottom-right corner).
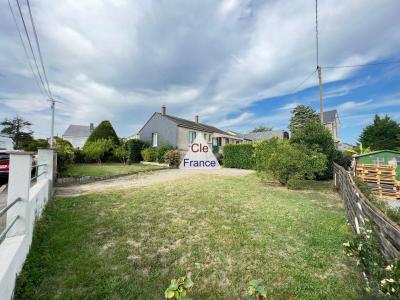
56;168;254;197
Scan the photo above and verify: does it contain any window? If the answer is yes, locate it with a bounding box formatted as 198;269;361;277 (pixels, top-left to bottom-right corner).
216;137;222;146
152;132;158;147
188;131;197;144
372;156;384;164
204;133;207;141
224;138;229;144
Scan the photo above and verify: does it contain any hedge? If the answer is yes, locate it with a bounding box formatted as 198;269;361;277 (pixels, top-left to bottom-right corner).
127;139;149;163
223;143;255;169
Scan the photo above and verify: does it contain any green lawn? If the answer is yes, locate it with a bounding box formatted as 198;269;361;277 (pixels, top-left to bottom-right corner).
61;163;166;177
15;174;365;299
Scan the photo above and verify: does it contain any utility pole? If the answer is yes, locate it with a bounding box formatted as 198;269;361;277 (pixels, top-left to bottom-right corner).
317;65;324;123
50;98;55;148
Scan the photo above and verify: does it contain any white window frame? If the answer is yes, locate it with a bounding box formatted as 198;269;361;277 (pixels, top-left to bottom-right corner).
188;131;196;144
152;132;158;147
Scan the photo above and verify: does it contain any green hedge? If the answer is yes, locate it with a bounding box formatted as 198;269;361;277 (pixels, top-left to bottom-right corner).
223;144;255;169
127;139;149;163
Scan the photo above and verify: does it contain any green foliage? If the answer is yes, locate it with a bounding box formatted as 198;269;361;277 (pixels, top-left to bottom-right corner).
291;120;336;179
126;139;149;163
251;125;272;133
55;137;74;173
254;138;327;185
156;144;173;163
223;143;255;169
247;279;267;300
82;139;113;163
164;275;193;300
114;142;129;164
141;147;156;162
360;114;400;150
164;150;181;167
86;121;119;145
353;177;376;202
73;149;85;163
0;116;33;149
288;105;319;134
333;150;352;169
380;260;400;297
344;142;371;155
20;138;49;152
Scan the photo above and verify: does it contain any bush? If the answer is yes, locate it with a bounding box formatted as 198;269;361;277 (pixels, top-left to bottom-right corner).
254;138;327;185
55;137;74;174
114;142;129;164
141;147;156;162
82;139;113;163
127;139;149;163
290;120;336;179
164;150;181;168
86;121;119;145
156;144;173;163
73;149;85;163
223;144;255;169
334;150;352;169
215;153;223;165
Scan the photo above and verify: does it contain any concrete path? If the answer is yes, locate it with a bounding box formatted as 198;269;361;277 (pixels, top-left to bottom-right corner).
56;168;254;197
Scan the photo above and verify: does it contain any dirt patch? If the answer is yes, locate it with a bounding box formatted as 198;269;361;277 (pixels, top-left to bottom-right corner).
56;168;254;197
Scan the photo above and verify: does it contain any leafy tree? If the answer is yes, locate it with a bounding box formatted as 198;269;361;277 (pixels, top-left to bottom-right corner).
114;140;129;164
82;139;113;163
20;138;49;152
251;125;272;133
126;139;149;162
0;116;33;149
288;105;319;134
254;138;327;184
86;121;119;145
54;137;74;173
290;120;336;179
359;114;400;150
344;142;371;155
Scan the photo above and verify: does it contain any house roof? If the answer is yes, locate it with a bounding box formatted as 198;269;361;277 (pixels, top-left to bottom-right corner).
243;130;287;141
63;125;91;137
323;110;338;123
160;113;234;136
355;150;400;158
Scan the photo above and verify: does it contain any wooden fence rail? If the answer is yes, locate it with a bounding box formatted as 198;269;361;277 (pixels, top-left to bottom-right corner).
334;163;400;261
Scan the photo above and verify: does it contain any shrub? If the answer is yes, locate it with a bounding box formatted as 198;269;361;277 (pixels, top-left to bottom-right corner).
82;139;113;163
215;153;223;165
290;120;336;179
156;144;173;163
223;143;255;169
164;150;181;167
73;149;85;163
86;121;119;145
334;150;352;169
127;139;149;163
141;147;156;162
254;138;327;185
55;137;74;174
114;143;129;164
164;275;193;299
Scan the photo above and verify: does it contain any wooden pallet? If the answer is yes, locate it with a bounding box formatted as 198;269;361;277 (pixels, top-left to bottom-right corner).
356;163;400;200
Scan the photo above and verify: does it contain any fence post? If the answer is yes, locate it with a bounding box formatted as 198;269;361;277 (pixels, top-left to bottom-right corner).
6;152;32;237
37;149;55;198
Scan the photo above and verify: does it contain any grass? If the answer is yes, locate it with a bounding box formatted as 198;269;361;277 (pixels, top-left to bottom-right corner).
15;174;365;299
61;163;166;177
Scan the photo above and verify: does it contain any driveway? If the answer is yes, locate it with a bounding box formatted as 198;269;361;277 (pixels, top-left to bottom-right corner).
56;168;254;197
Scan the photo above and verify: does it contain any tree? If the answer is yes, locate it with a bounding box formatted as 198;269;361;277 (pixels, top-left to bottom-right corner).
251;125;272;133
54;137;74;173
288;105;319;134
0;116;33;149
290;120;336;179
359;114;400;150
82;139;113;163
20;138;49;152
86;121;119;145
114;140;129;164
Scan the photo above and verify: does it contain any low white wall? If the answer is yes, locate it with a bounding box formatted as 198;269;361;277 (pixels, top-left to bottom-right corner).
0;150;54;300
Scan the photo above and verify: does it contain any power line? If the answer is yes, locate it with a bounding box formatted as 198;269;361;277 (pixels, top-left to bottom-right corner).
26;0;52;98
315;0;319;67
289;69;317;94
322;60;400;69
14;0;50;98
7;0;47;98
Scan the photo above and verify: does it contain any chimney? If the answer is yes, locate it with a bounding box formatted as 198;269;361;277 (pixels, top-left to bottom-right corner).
90;123;94;131
161;105;166;115
195;115;199;124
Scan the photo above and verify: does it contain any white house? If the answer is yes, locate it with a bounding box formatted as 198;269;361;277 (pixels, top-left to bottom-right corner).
62;123;95;148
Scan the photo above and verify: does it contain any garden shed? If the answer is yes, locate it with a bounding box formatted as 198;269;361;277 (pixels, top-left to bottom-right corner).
355;150;400;180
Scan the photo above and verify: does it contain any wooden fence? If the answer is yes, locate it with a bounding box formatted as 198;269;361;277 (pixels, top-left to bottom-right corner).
334;163;400;261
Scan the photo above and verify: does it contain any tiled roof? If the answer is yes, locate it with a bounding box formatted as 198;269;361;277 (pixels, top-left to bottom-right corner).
323;110;338;123
161;113;233;136
63;125;91;137
243;130;287;141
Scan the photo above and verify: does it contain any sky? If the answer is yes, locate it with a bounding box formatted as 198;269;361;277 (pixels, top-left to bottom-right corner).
0;0;399;144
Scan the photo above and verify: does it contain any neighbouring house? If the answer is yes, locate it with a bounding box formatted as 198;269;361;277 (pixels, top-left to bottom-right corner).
227;130;289;142
62;123;95;148
323;110;340;146
354;150;400;180
138;105;242;153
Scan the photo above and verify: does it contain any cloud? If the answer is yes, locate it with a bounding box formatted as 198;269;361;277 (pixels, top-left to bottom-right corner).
0;0;399;138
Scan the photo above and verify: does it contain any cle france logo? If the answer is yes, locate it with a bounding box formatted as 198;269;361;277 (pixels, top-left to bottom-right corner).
179;134;220;169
